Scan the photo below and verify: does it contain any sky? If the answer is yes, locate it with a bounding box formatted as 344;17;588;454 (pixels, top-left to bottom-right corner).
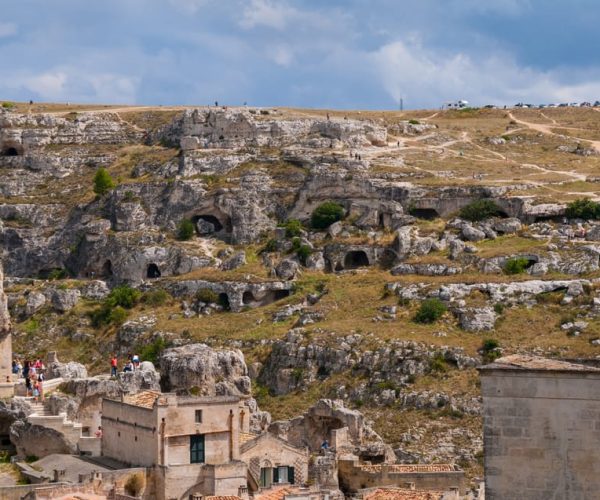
1;0;600;109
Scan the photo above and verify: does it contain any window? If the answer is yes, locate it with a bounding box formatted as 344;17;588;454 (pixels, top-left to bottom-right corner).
273;466;295;485
190;434;205;464
260;467;272;488
195;410;203;423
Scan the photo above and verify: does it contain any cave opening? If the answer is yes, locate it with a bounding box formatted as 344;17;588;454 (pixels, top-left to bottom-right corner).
343;251;370;269
147;263;161;279
101;260;113;278
409;208;440;220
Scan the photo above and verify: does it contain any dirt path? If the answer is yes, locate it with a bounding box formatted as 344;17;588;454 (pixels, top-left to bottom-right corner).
508;111;600;152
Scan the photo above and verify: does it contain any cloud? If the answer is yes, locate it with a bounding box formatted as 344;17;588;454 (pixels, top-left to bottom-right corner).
0;68;139;103
267;45;293;66
370;39;600;107
0;22;17;38
239;0;293;30
168;0;208;14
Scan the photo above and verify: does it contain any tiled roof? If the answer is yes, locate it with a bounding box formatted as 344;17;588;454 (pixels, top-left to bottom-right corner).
240;431;257;444
362;488;445;500
359;464;456;473
204;496;242;500
254;486;293;500
481;354;600;373
124;390;162;408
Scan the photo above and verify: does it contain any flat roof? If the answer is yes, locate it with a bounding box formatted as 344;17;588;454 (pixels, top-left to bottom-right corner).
479;354;600;373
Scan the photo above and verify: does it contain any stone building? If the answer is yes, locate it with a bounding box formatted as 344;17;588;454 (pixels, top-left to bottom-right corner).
101;390;310;500
480;354;600;499
102;391;248;499
240;432;309;490
0;262;13;398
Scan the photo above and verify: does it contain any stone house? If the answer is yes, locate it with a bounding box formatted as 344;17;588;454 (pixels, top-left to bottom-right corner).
480;354;600;499
240;432;309;491
101;391;311;500
102;391;249;499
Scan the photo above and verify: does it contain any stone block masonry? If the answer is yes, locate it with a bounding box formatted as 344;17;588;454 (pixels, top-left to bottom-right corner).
480;355;600;500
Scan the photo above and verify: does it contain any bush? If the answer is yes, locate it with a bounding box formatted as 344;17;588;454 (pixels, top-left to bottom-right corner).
565;198;600;220
195;288;219;304
429;352;448;373
141;289;171;306
414;298;447;324
482;338;501;362
493;303;504;314
139;337;168;364
297;245;312;263
177;219;195;241
106;285;141;309
459;199;502;222
504;257;530;275
2;102;14;109
89;304;128;327
283;219;303;237
124;473;145;497
408;119;420;125
47;268;68;280
262;239;278;253
93;168;115;196
311;201;345;229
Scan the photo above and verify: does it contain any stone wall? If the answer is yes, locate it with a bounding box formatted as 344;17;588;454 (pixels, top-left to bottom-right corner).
480;365;600;499
337;460;465;495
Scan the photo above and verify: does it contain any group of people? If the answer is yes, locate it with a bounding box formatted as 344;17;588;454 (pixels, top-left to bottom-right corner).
110;353;141;377
13;358;45;402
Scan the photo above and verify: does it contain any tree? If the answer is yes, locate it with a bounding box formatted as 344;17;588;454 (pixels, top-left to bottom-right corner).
93;168;115;196
177;219;195;241
311;201;345;229
565;198;600;220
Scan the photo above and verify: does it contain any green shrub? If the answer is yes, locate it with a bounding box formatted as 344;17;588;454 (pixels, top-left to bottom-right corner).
141;289;171;306
24;455;38;463
2;102;15;109
89;304;128;327
429;352;448;372
22;319;40;335
47;268;68;280
106;285;141;309
262;239;278;253
283;219;303;237
414;298;447;324
565;198;600;220
493;303;504;314
504;257;530;275
139;337;167;364
482;338;501;362
311;201;345;229
93;168;115;196
177;219;195;241
459;199;502;222
195;288;219;304
297;245;312;263
408;119;420;125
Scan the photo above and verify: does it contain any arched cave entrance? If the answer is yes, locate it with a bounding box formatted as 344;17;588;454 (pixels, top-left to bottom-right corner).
101;260;113;278
2;147;19;157
218;293;231;310
146;263;161;279
193;214;225;235
409;208;440;220
242;289;291;308
343;251;370;270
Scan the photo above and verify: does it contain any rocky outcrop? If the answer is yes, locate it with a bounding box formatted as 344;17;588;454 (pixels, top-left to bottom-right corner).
10;420;76;458
160;343;251;396
0;261;10;334
269;399;395;462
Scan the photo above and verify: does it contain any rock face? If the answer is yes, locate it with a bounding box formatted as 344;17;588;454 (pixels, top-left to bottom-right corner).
10;421;76;458
269;399;395;462
0;262;12;386
160;343;251;396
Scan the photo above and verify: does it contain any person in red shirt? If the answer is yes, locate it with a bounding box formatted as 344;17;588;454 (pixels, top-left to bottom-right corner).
110;354;118;378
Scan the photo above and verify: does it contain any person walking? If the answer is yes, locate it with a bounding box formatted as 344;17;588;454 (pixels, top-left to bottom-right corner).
32;379;40;402
37;371;45;402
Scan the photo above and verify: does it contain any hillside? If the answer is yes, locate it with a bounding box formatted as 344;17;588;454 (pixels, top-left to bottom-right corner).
3;102;600;481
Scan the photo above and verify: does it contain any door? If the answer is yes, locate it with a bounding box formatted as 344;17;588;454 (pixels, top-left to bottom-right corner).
260;467;272;488
190;434;205;464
